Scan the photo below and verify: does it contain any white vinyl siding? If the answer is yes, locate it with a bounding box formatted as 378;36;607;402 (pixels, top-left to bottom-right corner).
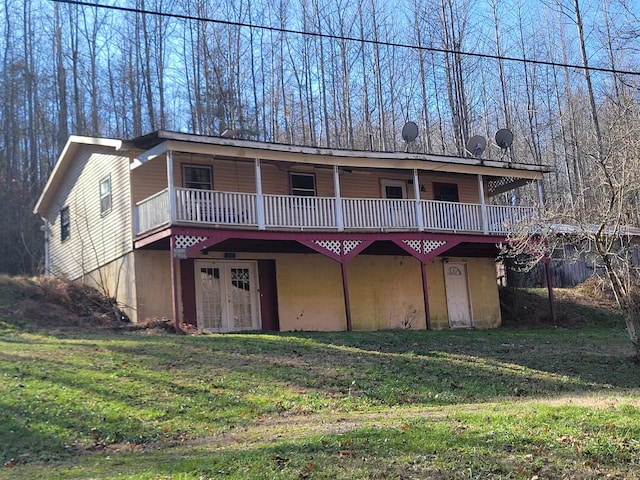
45;145;132;281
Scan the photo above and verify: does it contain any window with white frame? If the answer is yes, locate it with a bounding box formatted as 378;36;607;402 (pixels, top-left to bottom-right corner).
290;173;316;196
183;165;213;190
99;175;112;215
60;206;70;241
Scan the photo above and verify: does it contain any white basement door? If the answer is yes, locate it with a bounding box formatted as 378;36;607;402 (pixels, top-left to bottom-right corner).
444;262;473;328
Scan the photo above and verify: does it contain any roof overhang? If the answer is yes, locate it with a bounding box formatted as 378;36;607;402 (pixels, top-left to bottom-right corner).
34;136;122;216
129;130;553;182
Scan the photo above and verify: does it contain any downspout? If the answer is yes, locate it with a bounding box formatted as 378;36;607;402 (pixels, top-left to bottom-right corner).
40;217;50;275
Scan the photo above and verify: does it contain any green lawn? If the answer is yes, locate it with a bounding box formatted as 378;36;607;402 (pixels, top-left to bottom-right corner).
1;279;640;478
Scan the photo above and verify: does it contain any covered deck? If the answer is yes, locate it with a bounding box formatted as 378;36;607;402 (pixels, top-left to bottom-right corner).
134;187;535;236
129;131;551;240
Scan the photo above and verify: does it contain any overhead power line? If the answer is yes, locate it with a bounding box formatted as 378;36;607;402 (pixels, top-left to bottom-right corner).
52;0;640;77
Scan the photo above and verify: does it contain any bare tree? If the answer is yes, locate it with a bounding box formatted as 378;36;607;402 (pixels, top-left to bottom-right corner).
506;96;640;360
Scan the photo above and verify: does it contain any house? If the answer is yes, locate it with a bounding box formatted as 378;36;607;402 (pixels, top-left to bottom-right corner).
33;131;552;332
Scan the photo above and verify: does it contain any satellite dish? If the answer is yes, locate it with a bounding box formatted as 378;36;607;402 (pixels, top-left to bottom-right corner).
402;122;418;143
220;128;236;138
495;129;513;149
466;135;486;158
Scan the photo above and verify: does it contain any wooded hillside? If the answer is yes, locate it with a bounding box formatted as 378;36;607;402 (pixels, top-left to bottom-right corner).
1;0;639;274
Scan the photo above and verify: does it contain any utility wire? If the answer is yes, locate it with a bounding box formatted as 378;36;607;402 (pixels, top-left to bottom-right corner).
52;0;640;77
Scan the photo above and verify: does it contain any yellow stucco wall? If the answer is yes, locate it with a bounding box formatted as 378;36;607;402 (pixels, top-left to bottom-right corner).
347;256;426;330
273;254;346;331
467;257;502;328
133;250;174;322
425;260;449;330
272;254;500;331
136;251;501;331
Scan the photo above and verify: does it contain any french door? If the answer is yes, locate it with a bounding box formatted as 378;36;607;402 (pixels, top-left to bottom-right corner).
195;261;260;332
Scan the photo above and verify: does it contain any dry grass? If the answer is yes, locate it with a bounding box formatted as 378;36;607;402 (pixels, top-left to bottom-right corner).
0;275;174;332
500;277;622;329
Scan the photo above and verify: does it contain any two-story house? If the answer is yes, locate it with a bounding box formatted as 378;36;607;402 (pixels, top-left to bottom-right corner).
34;131;552;332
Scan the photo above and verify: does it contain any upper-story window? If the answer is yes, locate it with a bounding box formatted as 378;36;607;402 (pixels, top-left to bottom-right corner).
99;175;112;215
290;173;316;196
381;179;407;199
60;206;70;242
183;165;213;190
433;182;459;202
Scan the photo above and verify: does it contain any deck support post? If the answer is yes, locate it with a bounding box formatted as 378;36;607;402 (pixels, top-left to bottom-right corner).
255;159;266;229
537;180;545;215
478;174;488;234
333;166;344;231
544;258;556;324
421;261;431;329
170;235;183;333
413;169;424;231
166;150;176;222
340;261;352;331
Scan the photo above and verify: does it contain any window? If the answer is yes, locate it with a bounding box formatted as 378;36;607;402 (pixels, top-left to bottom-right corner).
290;173;316;196
381;179;407;199
183;165;212;190
433;182;459;202
99;176;112;215
60;206;70;241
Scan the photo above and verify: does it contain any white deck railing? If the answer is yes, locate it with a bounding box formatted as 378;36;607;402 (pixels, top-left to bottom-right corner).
135;188;170;233
423;200;482;232
134;188;535;235
174;189;257;225
342;198;416;229
263;194;337;229
486;205;533;233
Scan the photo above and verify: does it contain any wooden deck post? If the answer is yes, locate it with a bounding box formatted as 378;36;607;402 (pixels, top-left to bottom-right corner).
255;159;266;230
170;234;183;333
333;166;344;231
544;258;556;324
166;150;176;223
340;261;352;331
421;261;431;330
413;169;424;231
478;174;488;234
